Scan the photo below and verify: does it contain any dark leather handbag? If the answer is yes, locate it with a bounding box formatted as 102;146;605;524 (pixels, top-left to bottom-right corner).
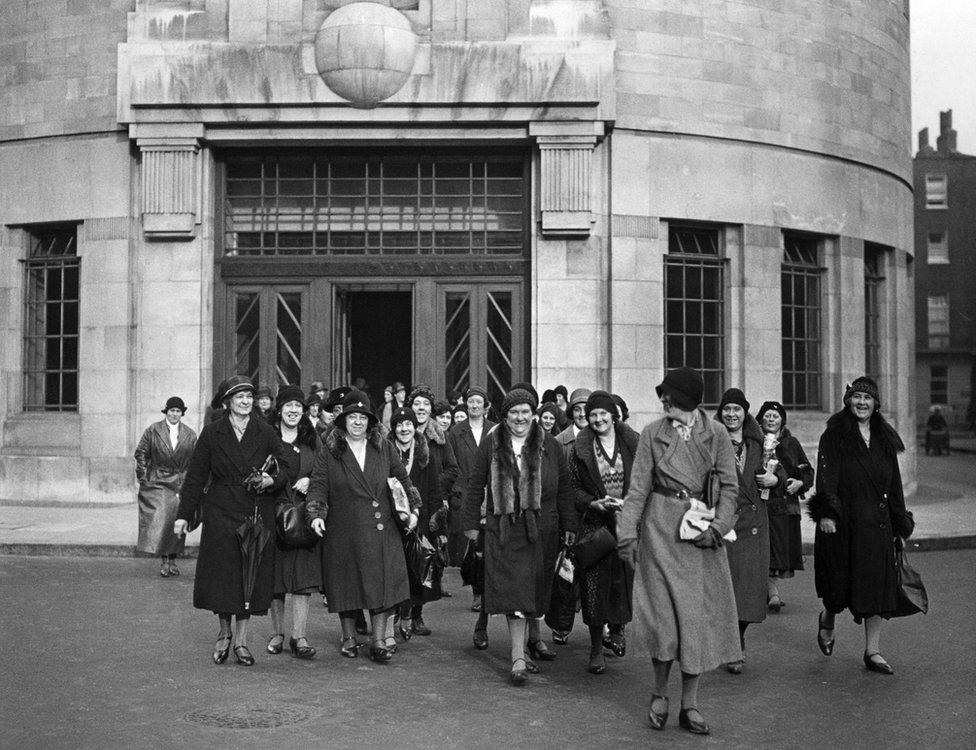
570;519;617;570
891;540;928;618
275;487;318;550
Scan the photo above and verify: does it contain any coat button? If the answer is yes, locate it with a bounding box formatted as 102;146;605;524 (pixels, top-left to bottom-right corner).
377;523;384;531
372;501;379;508
374;512;382;519
879;502;886;509
750;505;757;511
751;528;758;535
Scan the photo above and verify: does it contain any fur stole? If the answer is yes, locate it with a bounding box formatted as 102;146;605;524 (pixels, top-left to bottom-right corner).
490;420;546;544
821;409;905;456
420;419;447;446
387;428;430;470
325;424;386;458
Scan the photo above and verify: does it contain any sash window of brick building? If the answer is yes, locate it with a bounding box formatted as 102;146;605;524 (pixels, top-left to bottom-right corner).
781;232;824;410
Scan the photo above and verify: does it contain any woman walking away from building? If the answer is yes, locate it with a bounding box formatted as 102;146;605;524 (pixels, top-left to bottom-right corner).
714;389;769;675
568;390;639;675
462;388;577;685
267;385;323;660
135;396;197;577
307;390;418;663
174;376;291;667
809;377;914;675
617;367;741;735
756;401;812;612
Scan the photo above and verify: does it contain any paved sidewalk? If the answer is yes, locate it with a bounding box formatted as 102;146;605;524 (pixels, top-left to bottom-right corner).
2;454;974;556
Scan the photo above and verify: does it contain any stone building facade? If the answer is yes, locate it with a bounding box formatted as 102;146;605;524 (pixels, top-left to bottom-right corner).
913;110;976;427
0;0;916;504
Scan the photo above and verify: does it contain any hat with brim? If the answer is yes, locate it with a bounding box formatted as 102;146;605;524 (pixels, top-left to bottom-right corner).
338;389;377;428
569;388;592;408
162;396;187;414
465;385;490;404
275;385;306;413
325;386;351;411
211;375;254;411
389;406;419;430
655;367;703;411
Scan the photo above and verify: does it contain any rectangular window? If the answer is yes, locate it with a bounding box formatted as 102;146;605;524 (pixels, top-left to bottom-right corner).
927;231;949;264
665;224;725;405
221;152;526;257
925;173;947;208
927;295;949;349
23;224;80;411
930;365;948;405
781;232;824;410
864;244;886;381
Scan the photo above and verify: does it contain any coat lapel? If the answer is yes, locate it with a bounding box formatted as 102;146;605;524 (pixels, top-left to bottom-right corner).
152;421;173;458
340;442;376;498
213;417;247;471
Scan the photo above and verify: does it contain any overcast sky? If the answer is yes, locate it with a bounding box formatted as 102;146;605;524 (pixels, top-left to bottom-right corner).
911;0;976;155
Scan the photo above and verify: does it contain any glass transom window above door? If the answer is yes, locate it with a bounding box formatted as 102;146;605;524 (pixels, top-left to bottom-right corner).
221;151;527;257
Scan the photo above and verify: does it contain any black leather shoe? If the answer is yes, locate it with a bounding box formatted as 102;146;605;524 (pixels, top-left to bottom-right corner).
212;635;231;665
524;658;540;674
411;617;432;636
233;645;255;667
647;696;669;731
473;629;489;650
168;562;180;577
678;708;709;735
395;623;412;641
863;652;894;675
266;633;284;654
510;658;528;685
369;644;393;663
817;611;835;656
340;637;360;658
588;649;606;674
289;637;316;660
527;639;556;661
603;631;626;657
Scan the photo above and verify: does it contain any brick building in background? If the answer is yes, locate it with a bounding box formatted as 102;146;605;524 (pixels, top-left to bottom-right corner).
0;1;916;505
914;110;976;428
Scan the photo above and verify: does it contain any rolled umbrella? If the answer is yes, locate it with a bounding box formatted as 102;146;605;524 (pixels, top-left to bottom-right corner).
235;503;272;612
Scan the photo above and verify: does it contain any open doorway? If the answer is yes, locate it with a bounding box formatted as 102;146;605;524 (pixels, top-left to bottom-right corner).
335;290;412;405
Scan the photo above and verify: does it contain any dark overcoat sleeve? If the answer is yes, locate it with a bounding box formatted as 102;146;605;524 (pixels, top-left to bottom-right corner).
887;456;914;539
305;444;332;523
569;443;599;515
462;436;492;532
553;440;577;534
618;425;656;544
438;436;460;508
134;426;152;483
176;423;214;522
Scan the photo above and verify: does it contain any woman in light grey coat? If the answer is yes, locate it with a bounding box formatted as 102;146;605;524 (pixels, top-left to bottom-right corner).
617;368;741;736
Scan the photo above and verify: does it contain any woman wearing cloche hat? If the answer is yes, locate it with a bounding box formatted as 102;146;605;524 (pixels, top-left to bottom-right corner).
134;396;197;577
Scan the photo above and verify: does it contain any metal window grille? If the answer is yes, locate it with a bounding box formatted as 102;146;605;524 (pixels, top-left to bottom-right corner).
930;365;948;405
927;295;949;349
927;231;949;264
864;244;886;382
781;232;824;410
222;153;525;256
665;225;725;406
22;225;80;411
924;174;947;209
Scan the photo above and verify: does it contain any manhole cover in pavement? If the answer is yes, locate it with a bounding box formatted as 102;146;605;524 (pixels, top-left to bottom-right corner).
184;705;312;729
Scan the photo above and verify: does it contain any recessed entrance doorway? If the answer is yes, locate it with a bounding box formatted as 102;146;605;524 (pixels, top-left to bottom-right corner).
333;289;412;402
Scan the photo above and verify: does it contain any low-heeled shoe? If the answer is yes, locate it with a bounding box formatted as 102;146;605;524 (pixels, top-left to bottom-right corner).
289;637;316;660
339;638;359;658
472;629;489;650
863;652;894;675
527;640;556;661
212;636;232;665
817;612;835;656
678;708;709;735
369;644;393;663
266;634;284;654
233;645;255;667
647;696;669;731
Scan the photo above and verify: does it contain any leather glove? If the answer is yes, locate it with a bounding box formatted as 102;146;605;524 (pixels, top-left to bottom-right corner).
692;526;722;549
617;538;638;569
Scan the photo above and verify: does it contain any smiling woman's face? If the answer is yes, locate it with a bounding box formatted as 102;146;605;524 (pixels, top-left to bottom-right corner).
506;404;533;438
721;404;744;432
848;391;876;423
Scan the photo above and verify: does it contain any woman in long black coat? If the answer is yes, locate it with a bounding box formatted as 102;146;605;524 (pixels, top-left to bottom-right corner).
462;387;577;685
714;389;769;674
809;376;914;675
175;376;291;667
307;390;418;663
568;390;639;675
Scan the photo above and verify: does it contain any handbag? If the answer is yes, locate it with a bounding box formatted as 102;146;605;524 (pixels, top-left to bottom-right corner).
891;540;928;618
544;545;579;633
275;486;318;550
570;520;617;570
387;477;416;534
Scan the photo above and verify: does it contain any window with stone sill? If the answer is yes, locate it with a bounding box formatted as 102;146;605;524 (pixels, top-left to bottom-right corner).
930;365;948;405
925;174;947;209
22;224;80;412
781;231;825;410
927;231;949;264
221;152;526;257
664;223;726;406
927;294;949;350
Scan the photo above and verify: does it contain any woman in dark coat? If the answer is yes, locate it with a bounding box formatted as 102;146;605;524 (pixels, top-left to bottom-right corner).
617;368;741;736
568;390;639;675
307;389;418;663
756;400;813;612
714;389;769;675
809;376;914;675
174;376;291;667
135;396;197;576
267;385;322;660
462;387;577;685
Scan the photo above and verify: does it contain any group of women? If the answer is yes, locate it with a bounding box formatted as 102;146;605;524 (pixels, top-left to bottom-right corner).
136;365;914;738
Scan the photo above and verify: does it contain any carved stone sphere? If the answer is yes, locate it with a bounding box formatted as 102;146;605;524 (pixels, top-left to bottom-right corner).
314;2;418;109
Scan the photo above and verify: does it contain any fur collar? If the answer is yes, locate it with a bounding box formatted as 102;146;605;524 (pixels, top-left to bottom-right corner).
388;428;430;469
822;408;904;455
326;424;386;458
490;420;546;544
572;420;640;461
419;419;447;446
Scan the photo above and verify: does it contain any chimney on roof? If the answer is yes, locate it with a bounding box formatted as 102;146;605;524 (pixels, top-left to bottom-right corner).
937;109;957;154
917;127;935;155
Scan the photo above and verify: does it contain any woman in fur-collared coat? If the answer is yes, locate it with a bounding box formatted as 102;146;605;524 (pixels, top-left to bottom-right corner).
809;377;914;676
306;390;418;663
462;388;577;685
